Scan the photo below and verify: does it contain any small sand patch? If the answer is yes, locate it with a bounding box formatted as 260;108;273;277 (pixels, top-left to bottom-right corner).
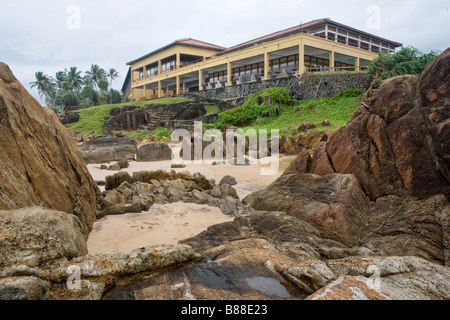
87;202;234;254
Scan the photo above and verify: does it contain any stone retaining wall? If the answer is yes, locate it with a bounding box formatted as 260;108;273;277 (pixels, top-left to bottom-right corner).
193;73;370;102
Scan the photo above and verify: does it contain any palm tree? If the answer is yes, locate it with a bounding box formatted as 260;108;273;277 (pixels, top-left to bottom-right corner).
106;68;119;91
97;79;109;95
85;64;106;89
52;71;67;93
29;71;55;104
65;67;83;91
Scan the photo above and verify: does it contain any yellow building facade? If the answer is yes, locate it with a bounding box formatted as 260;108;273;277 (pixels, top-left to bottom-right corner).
126;18;402;101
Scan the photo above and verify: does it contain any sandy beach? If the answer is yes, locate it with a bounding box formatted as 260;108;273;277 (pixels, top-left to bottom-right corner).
86;156;293;254
86;202;234;254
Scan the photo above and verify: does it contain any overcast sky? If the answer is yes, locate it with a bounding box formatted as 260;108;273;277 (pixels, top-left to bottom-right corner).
0;0;448;104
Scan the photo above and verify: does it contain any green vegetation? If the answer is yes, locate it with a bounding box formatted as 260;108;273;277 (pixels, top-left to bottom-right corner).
149;127;172;141
367;46;440;84
212;87;362;137
113;127;172;141
65;86;362;141
204;105;220;115
65;97;191;136
216;88;290;127
30;64;122;110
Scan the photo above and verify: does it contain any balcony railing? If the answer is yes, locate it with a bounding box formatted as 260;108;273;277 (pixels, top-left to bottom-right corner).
305;66;367;73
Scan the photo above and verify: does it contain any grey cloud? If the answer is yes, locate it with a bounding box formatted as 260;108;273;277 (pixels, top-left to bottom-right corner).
0;0;448;105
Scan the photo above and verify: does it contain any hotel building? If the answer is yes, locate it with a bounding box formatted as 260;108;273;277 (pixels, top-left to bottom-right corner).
124;18;402;101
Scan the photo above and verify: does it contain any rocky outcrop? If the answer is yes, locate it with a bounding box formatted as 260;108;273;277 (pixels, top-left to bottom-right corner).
100;170;245;218
279;131;327;155
0;207;88;270
102;215;450;300
282;150;311;175
0;277;50;300
243;176;450;266
361;195;450;266
104;100;210;135
78;137;137;164
306;256;450;300
244;174;370;247
0;205;195;300
305;49;450;200
0;62;102;237
137;142;173;162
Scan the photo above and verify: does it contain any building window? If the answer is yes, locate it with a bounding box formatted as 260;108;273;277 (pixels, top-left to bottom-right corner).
146;65;158;78
161;59;176;74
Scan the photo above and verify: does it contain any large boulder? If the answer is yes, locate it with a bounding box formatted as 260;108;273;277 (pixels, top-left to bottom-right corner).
361;195;450;266
306;256;450;300
137;143;173;162
282;150;312;175
244;174;370;247
312;49;450;200
0;63;102;237
0;207;88;270
0;277;50;300
78;137;137;164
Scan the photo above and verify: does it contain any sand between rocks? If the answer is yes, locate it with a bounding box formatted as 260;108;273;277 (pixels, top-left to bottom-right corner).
87;202;234;254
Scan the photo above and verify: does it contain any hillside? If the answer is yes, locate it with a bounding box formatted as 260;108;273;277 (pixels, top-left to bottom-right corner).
64;89;361;140
212;87;363;137
65;97;191;136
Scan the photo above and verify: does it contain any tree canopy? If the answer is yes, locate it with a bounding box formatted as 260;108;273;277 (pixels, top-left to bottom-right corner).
30;65;120;110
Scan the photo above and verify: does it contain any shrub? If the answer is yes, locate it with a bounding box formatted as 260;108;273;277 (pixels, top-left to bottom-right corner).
54;91;80;110
151;127;171;141
367;46;440;84
216;87;290;127
334;88;366;99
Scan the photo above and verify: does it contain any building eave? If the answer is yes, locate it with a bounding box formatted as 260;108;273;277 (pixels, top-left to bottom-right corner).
126;41;226;66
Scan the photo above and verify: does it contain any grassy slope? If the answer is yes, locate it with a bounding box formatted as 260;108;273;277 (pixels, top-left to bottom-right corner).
241;96;360;137
65;90;361;140
204;105;220;115
65;97;190;136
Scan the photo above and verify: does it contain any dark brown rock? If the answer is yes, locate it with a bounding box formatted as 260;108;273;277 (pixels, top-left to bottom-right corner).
310;141;335;175
137;143;173;162
244;174;370;247
282;150;312;175
298;122;316;133
105;171;135;190
361;195;450;266
78;137;137;164
97;202;141;219
322;52;450;200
